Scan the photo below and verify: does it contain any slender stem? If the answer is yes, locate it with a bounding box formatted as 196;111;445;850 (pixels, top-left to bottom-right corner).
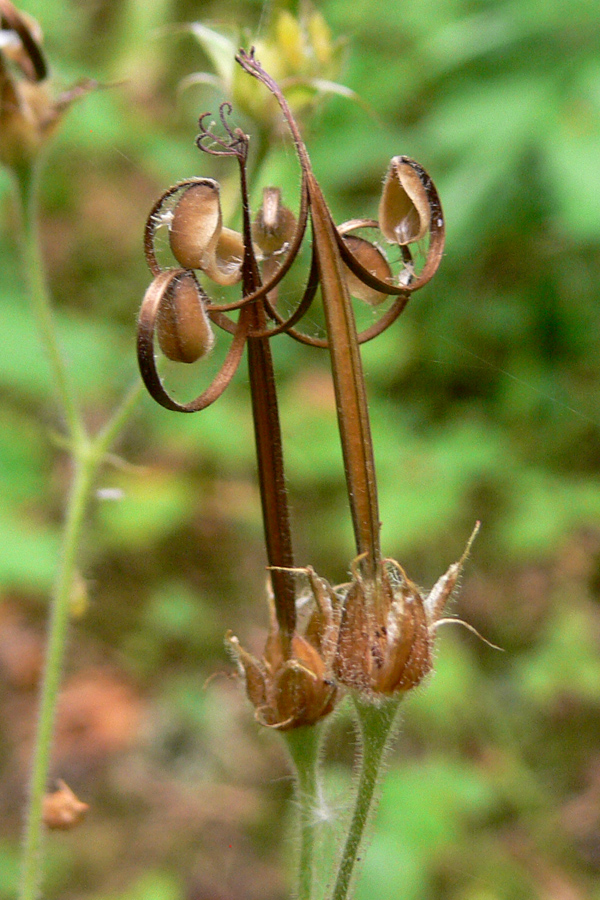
18;453;94;900
14;163;141;900
14;163;84;444
284;725;322;900
246;311;297;645
237;152;297;648
308;177;381;577
95;377;143;457
18;383;141;900
236;52;382;577
330;696;401;900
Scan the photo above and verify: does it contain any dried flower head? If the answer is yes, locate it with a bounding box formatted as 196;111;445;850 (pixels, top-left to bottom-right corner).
228;568;340;730
0;0;95;173
334;526;479;699
42;779;89;831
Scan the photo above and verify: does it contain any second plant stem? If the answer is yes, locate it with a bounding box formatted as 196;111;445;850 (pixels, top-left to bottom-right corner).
331;696;402;900
16;161;142;900
285;725;322;900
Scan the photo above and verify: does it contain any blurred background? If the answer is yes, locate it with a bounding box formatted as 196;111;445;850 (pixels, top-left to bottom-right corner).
2;0;600;897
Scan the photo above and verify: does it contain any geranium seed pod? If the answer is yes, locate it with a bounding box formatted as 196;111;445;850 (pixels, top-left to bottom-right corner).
379;156;431;246
252;187;297;256
168;180;244;285
342;234;392;305
168;180;221;270
156;272;215;364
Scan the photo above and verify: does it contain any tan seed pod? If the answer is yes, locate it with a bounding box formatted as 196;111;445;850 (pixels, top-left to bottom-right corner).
342;234;392;305
42;780;89;831
156;272;215;364
252;187;297;256
379;156;431;246
168;181;243;285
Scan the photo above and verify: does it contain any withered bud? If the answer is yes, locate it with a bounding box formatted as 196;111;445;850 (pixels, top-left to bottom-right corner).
334;530;477;699
156;270;215;364
169;180;244;285
228;568;340;730
42;780;89;831
342;234;392;305
379;156;431;246
0;1;95;172
252;187;296;256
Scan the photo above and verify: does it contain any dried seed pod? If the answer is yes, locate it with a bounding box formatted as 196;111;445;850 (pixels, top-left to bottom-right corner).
333;528;479;699
379;156;431;246
252;187;297;256
334;559;432;696
156;271;215;364
169;180;244;285
342;234;392;305
42;780;89;831
227;567;340;730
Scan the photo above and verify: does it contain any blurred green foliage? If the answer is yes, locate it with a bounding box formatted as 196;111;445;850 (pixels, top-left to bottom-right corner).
2;0;600;898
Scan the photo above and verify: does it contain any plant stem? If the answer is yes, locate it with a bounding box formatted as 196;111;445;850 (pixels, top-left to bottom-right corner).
14;163;84;444
308;176;381;578
14;162;141;900
237;150;297;648
285;725;322;900
330;696;401;900
18;452;94;900
96;377;144;457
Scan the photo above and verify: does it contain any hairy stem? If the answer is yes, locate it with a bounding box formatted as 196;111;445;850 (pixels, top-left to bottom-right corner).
18;453;93;900
331;696;401;900
308;176;381;577
238;151;297;648
14;163;84;444
15;162;141;900
285;725;322;900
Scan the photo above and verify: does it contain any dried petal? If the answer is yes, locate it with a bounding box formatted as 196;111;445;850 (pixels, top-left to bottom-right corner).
342;235;391;305
379;156;431;246
169;181;244;285
156;271;215;364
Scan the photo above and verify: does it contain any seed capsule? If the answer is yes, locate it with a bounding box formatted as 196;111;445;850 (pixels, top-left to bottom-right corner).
379;156;431;246
342;234;392;305
156;271;215;364
252;187;296;256
168;180;244;285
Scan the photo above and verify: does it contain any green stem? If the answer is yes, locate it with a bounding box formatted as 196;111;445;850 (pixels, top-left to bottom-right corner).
95;377;143;458
14;163;84;444
331;696;402;900
14;161;141;900
18;452;94;900
284;725;322;900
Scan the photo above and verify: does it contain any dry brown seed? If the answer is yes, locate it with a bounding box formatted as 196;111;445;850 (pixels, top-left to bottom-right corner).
169;181;244;285
169;181;219;269
342;235;392;305
252;187;297;256
379;156;431;246
156;272;215;364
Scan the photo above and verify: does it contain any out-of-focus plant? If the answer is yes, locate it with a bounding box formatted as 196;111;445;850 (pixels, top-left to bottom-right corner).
0;3;143;898
174;3;367;180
